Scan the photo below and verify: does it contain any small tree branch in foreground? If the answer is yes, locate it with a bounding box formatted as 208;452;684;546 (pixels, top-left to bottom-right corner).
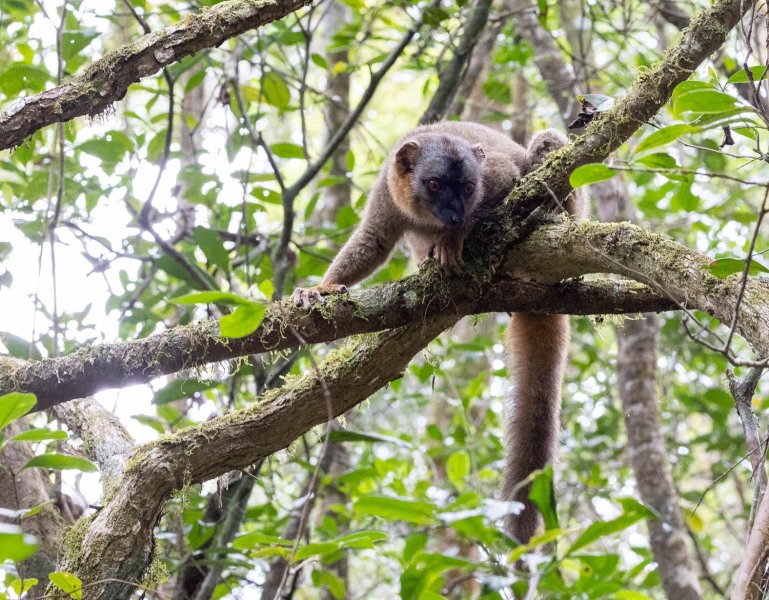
0;0;314;150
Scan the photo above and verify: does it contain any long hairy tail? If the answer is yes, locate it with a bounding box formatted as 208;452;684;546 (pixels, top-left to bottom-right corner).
502;312;570;543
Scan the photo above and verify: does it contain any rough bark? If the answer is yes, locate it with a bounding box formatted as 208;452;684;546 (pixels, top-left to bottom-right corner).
0;0;754;411
734;486;769;598
1;279;674;412
52;397;134;480
0;0;314;151
49;213;769;598
504;219;769;357
728;367;769;599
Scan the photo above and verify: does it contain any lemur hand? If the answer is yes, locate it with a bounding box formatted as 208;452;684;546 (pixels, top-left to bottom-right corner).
291;284;349;310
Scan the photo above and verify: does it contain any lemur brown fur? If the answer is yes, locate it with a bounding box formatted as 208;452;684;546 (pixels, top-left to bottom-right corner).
292;121;588;544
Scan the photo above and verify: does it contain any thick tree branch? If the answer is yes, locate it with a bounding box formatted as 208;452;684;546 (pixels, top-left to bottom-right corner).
0;0;314;150
0;0;754;411
1;277;674;412
506;219;769;357
59;316;457;600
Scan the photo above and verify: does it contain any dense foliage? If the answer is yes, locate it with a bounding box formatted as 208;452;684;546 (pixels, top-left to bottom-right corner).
1;0;769;598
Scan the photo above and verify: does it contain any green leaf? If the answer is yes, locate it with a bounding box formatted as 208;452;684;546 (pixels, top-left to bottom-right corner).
569;164;616;188
49;571;83;600
171;291;250;306
155;255;215;290
131;414;166;434
259;279;274;299
353;496;436;525
568;512;646;554
146;128;168;163
10;577;39;596
671;80;713;100
153;379;221;405
482;79;511;104
233;532;293;550
0;392;36;430
219;304;266;338
727;66;768;84
24;454;98;473
694;106;758;128
0;332;42;360
294;531;387;561
705;257;769;278
9;428;67;443
310;53;329;69
636;153;678;170
327;429;409;446
733;126;758;140
0;64;50;95
251;187;283;205
0;525;37;562
674;89;737;114
192;227;230;272
77;138;129;165
634;124;698;154
61;30;99;61
270;143;305;159
400;551;476;599
312;570;345;599
184;69;207;93
529;466;558;531
263;71;290;110
446;451;470;489
614;591;654;600
616;497;657;519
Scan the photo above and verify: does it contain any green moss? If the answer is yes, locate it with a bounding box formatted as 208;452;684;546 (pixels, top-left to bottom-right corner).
60;515;94;567
144;553;169;587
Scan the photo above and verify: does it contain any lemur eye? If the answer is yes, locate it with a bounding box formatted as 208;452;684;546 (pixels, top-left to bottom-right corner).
427;179;442;192
464;182;476;196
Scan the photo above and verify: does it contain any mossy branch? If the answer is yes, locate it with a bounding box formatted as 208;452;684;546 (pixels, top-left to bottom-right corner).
0;0;313;150
2;276;674;412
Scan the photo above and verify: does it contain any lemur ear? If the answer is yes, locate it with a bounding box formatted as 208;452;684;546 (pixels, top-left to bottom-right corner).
471;144;486;161
395;141;420;174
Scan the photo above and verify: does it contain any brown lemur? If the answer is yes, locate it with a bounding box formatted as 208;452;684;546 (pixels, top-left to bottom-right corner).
292;121;588;544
